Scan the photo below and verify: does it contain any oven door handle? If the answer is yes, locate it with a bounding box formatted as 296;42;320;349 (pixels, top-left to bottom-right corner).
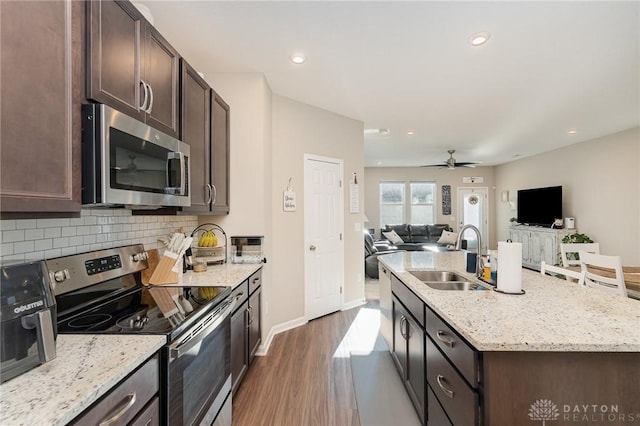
169;297;235;361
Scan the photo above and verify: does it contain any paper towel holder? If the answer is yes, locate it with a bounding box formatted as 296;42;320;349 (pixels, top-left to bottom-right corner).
492;287;526;295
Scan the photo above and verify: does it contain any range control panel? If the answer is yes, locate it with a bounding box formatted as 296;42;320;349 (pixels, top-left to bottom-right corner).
85;255;122;276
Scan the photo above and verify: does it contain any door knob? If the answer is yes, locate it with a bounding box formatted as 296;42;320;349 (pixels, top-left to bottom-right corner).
309;245;316;251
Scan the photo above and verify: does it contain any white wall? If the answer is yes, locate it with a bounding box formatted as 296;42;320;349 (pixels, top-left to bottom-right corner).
364;167;497;248
495;127;640;264
271;95;365;328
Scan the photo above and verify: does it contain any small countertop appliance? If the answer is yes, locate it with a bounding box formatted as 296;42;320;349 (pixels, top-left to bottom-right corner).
1;261;57;383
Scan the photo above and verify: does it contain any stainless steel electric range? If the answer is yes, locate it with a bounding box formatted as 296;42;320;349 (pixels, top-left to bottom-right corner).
46;244;234;426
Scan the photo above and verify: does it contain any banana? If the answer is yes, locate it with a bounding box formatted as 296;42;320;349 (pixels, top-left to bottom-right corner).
198;233;207;247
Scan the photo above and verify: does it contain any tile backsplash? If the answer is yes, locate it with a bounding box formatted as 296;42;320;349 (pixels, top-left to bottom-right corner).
0;209;198;263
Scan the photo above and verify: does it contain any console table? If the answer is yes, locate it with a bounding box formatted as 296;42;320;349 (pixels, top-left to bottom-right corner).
509;226;572;270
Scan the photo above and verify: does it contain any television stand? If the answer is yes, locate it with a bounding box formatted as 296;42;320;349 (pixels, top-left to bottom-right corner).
509;225;573;270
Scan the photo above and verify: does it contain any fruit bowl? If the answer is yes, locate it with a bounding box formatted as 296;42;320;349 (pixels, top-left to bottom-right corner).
191;223;227;264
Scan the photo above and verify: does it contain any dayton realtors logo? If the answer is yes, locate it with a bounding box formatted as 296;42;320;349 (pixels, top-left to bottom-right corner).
529;399;560;425
529;399;639;423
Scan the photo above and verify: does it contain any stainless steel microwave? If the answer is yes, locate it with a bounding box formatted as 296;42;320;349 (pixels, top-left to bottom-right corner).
82;104;190;208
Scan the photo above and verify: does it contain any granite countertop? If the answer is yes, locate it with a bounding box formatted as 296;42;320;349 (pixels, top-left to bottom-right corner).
379;251;640;352
162;262;263;288
0;334;165;426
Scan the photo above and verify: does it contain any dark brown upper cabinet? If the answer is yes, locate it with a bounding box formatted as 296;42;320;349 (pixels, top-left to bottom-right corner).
86;0;179;138
180;62;230;215
180;59;211;212
0;0;83;216
211;91;230;214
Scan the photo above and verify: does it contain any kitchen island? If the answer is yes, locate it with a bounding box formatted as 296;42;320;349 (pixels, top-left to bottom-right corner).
379;250;640;426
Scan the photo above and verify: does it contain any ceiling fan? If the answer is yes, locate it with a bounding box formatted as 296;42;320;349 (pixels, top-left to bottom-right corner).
422;150;480;169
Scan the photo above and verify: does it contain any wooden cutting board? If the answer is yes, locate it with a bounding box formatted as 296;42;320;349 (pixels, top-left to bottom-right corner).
142;249;160;285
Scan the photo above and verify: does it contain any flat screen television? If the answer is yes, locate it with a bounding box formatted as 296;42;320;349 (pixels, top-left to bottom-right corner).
517;186;562;227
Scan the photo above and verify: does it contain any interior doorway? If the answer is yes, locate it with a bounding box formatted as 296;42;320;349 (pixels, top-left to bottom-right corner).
304;154;343;321
457;187;488;254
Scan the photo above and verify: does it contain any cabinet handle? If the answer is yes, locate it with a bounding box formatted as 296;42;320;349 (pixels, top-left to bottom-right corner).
436;330;456;348
98;392;137;425
146;83;154;113
211;184;217;206
206;184;213;204
234;292;244;301
247;305;253;327
436;375;455;399
139;80;149;111
400;315;408;339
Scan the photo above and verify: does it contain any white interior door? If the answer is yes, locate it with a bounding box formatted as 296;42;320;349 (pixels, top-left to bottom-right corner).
304;155;343;321
457;187;488;254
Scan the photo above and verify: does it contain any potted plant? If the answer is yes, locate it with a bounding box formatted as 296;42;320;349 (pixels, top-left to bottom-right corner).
561;232;593;244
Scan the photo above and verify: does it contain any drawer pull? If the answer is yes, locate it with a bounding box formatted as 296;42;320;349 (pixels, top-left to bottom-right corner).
436;375;455;399
436;330;456;348
235;292;245;301
99;392;137;426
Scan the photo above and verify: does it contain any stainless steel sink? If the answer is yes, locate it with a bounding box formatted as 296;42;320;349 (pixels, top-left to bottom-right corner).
409;270;469;282
408;270;489;291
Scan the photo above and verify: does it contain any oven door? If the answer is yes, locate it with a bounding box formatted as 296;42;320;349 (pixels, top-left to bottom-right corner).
164;298;234;426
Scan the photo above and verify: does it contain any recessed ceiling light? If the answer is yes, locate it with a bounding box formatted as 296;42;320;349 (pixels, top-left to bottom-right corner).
364;128;390;136
290;54;306;64
470;32;491;46
377;161;383;165
407;130;415;136
567;129;577;134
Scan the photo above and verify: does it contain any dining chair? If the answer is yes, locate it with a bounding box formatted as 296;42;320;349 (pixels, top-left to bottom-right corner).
540;261;584;283
559;243;600;267
578;251;627;297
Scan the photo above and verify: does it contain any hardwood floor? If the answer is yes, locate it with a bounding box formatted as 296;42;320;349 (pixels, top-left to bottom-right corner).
232;280;380;426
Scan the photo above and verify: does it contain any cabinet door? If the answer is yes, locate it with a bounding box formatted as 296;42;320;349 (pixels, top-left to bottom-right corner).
231;300;248;394
87;0;145;121
539;233;557;265
405;313;426;424
143;24;179;137
211;91;230;214
0;0;81;214
391;297;408;378
248;287;261;364
180;59;211;212
379;265;393;350
529;232;542;265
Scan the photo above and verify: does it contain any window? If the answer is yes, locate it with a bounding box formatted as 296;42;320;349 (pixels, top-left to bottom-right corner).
410;182;436;224
380;182;404;227
379;181;436;227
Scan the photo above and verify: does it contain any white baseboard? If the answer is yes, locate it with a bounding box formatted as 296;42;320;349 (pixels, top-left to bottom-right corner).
342;297;366;311
255;316;307;356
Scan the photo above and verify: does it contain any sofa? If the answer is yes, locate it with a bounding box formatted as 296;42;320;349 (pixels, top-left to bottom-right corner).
380;224;454;251
364;231;400;278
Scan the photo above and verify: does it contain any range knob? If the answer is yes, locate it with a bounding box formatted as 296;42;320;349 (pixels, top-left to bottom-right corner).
53;269;70;283
132;252;149;262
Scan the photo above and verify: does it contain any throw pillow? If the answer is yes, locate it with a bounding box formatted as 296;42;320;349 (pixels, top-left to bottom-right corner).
437;230;458;245
382;230;404;244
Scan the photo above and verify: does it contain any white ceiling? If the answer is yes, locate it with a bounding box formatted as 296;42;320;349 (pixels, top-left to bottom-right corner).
145;1;640;168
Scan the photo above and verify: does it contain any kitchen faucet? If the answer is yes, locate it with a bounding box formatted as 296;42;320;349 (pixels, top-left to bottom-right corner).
454;224;484;278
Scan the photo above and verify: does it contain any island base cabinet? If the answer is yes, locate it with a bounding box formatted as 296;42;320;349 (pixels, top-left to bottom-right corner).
392;296;426;424
427;385;452;426
482;352;640;426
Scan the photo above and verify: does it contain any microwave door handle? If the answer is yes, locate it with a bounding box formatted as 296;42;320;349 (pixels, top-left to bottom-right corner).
21;310;56;362
166;152;186;195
